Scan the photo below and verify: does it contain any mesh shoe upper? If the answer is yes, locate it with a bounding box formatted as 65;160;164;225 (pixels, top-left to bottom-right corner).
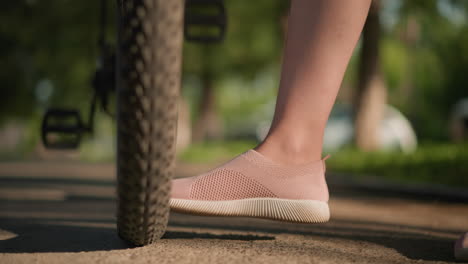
172;150;329;202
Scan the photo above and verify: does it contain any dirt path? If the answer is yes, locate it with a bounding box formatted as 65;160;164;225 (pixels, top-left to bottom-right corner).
0;161;467;263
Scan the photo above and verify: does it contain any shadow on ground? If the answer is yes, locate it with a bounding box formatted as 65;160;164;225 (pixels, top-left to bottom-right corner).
0;199;460;262
167;215;459;262
0;218;127;252
0;217;275;253
0;168;464;263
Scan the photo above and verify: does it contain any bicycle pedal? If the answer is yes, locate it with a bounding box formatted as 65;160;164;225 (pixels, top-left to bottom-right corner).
41;108;86;149
184;0;226;43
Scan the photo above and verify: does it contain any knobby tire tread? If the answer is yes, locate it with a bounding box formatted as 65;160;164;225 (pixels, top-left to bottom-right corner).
116;0;184;246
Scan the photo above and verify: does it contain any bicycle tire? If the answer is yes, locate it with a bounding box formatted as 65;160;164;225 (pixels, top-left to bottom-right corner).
116;0;184;246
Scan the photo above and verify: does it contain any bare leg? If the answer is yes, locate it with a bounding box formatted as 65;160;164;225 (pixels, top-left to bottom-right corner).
256;0;372;164
171;0;372;222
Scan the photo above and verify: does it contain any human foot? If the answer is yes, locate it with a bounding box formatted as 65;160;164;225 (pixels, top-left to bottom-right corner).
171;149;330;223
455;232;468;261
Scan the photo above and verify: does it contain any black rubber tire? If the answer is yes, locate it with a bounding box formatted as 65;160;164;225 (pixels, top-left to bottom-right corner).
116;0;184;246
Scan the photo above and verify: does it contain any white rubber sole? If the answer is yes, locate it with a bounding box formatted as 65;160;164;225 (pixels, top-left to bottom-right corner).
170;198;330;223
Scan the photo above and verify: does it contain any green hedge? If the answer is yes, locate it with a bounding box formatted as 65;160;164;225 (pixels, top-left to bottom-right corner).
180;141;468;188
327;143;468;187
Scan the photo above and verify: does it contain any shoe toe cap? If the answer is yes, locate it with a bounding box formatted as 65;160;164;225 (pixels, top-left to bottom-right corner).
171;177;194;199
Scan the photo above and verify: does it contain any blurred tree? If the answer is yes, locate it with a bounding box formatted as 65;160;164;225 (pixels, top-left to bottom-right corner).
392;0;468;140
183;0;288;142
0;1;111;122
189;47;223;142
353;0;468;146
354;0;387;150
3;0;468;150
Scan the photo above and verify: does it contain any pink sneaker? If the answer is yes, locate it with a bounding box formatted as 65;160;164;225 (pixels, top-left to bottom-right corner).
170;150;330;223
455;232;468;261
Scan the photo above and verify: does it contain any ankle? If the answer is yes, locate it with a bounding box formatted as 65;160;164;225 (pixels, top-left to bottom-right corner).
254;135;323;165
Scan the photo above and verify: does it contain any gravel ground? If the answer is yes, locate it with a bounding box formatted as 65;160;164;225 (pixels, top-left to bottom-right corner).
0;161;467;264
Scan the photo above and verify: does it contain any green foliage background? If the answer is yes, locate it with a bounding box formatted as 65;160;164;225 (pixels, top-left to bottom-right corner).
1;0;468;168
